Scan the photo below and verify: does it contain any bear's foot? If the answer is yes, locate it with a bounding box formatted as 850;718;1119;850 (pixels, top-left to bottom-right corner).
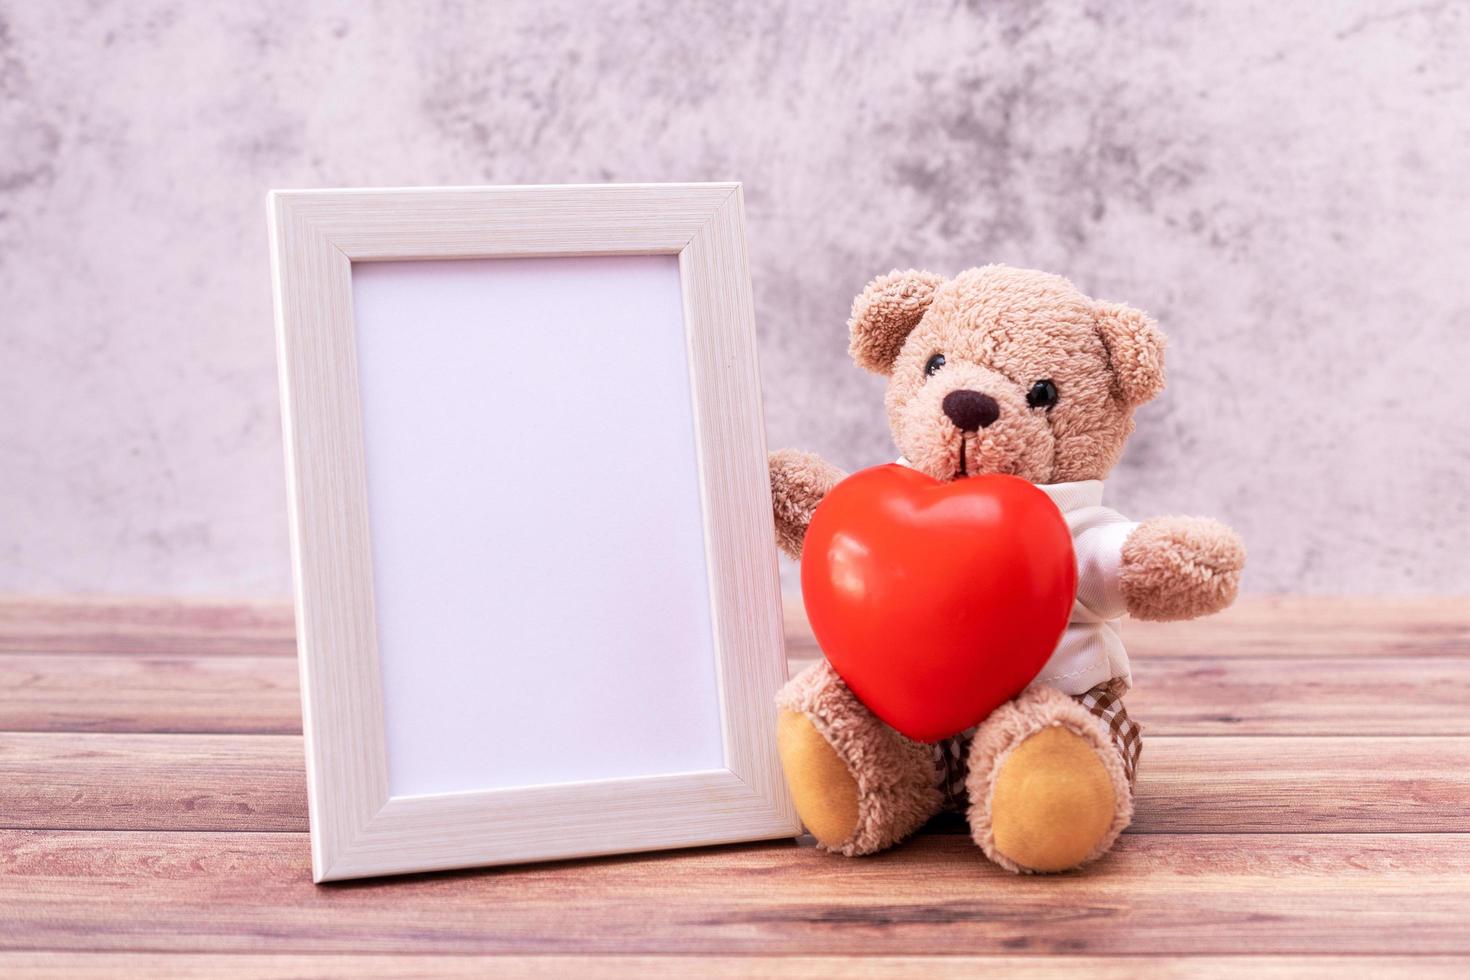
965;685;1132;873
776;661;943;856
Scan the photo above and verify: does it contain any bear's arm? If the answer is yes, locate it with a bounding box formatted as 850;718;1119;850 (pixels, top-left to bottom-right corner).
1119;516;1246;622
768;449;847;561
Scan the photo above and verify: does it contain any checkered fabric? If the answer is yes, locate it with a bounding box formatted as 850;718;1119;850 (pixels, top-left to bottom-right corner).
931;680;1142;812
934;727;975;811
1076;678;1143;787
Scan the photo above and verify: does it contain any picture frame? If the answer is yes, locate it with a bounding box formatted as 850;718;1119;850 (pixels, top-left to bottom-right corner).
268;183;797;882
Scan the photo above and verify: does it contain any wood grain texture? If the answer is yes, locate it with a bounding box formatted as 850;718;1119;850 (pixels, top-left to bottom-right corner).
787;655;1470;737
1124;656;1470;735
5;732;1467;836
6;650;1470;737
1132;736;1470;833
0;733;306;832
2;595;1468;970
679;184;794;829
2;831;1467;955
5;954;1469;979
279;183;739;261
0;654;300;733
0;596;295;656
271;186;388;880
1118;595;1470;658
1;593;1461;661
783;595;1470;660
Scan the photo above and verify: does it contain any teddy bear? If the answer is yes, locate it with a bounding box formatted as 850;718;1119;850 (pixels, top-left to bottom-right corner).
769;264;1245;873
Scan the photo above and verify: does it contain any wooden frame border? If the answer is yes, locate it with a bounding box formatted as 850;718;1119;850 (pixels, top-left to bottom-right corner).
268;183;796;882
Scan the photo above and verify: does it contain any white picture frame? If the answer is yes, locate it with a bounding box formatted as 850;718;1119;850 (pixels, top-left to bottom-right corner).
267;183;796;882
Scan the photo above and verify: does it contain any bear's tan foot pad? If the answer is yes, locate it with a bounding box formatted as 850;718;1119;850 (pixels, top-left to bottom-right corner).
964;685;1132;873
776;661;943;856
777;709;860;847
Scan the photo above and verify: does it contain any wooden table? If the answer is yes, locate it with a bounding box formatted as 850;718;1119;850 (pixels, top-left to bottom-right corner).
1;596;1468;977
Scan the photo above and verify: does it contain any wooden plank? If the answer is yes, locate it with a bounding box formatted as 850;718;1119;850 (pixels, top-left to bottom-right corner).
1132;736;1470;833
787;655;1470;736
7;650;1470;738
1;831;1467;954
3;733;1466;835
0;655;301;734
784;595;1470;660
1;595;1465;659
3;953;1469;979
0;734;305;832
0;597;296;656
1119;595;1470;659
1125;657;1470;735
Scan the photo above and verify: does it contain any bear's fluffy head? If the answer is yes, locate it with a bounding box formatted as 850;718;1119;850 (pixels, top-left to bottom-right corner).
848;264;1166;485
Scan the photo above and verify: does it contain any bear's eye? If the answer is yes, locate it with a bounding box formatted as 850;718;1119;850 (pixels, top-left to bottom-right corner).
1026;379;1059;409
924;353;946;377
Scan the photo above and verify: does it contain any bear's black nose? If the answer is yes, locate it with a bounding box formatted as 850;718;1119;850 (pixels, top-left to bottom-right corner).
942;389;1000;431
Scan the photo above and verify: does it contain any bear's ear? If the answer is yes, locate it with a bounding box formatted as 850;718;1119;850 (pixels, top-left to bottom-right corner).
847;269;946;375
1094;301;1167;406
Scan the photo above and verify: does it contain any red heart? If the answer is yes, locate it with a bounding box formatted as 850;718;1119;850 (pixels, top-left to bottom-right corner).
800;465;1077;742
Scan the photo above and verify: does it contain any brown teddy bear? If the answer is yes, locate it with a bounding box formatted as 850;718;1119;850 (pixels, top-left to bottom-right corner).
770;264;1245;873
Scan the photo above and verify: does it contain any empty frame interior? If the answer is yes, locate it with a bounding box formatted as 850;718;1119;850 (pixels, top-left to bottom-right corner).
351;256;724;796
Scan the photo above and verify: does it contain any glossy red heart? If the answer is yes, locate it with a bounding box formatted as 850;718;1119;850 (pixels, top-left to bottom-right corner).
800;465;1077;742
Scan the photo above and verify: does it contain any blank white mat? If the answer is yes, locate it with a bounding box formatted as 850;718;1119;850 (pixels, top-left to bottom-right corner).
350;255;724;797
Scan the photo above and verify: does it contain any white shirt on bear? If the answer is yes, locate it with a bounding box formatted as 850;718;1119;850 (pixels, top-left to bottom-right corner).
1032;479;1137;695
895;460;1137;696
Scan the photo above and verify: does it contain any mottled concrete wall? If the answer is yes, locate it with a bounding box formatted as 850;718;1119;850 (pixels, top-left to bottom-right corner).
2;1;1467;597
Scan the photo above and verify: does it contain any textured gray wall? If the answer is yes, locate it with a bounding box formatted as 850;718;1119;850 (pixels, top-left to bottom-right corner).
2;1;1467;597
